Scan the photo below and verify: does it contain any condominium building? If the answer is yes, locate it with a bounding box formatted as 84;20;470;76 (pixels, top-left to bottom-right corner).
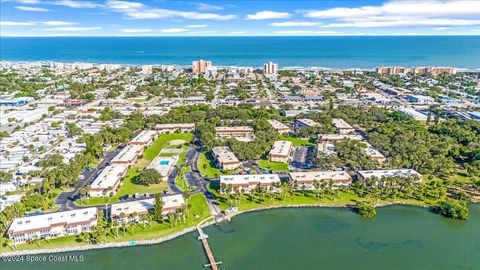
89;164;128;197
7;208;98;244
267;119;291;134
130;130;158;146
110;194;185;223
192;60;212;75
332;118;355;134
219;174;281;193
211;146;241;170
295;118;320;129
288;171;352;190
363;142;386;163
263;62;278;76
111;144;144;165
357;169;422;184
318;134;363;142
215;126;255;142
155;123;195;134
376;66;411;75
269;140;293;163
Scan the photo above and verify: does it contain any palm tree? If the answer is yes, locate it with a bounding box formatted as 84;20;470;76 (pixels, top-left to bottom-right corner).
3;237;15;250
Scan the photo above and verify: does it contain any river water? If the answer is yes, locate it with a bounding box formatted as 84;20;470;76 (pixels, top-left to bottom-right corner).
2;205;479;270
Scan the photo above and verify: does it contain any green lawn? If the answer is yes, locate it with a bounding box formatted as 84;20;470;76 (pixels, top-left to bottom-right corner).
198;152;223;179
2;194;211;253
279;135;315;147
175;166;193;192
77;133;193;207
257;159;289;172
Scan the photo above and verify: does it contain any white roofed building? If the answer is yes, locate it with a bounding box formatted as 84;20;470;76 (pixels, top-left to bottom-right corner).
332;118;355;134
7;208;98;244
110;194;185;223
130;130;158;146
289;171;352;190
111;144;144;165
269;140;293;163
155;123;195;134
220;174;281;193
215;126;255;142
318;134;363;142
89;164;128;197
267;119;291;134
211;146;241;170
357;169;422;185
295;118;320;129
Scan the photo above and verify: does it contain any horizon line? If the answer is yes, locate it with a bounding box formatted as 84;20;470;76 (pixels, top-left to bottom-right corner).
1;34;480;38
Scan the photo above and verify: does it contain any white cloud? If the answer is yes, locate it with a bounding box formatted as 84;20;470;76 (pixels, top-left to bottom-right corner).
231;31;246;35
270;21;320;27
186;24;208;28
161;28;189;33
434;27;452;31
107;1;236;20
42;26;102;31
14;5;50;11
42;21;78;26
274;30;337;35
121;28;154;33
246;11;291;20
0;21;36;26
195;3;223;11
53;0;103;8
302;1;480;29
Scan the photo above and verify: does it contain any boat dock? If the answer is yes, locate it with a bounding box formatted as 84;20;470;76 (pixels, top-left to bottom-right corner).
197;217;222;270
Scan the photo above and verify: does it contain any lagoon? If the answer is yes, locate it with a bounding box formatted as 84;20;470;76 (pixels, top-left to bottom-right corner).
2;205;479;270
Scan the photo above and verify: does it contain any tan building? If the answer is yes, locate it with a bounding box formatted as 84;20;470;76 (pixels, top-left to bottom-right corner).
192;59;212;75
295;118;320;129
111;144;144;165
212;146;241;170
155;123;195;134
215;126;255;142
269;140;293;163
220;174;281;193
289;171;352;190
267;119;291;134
89;164;129;197
318;134;363;142
357;169;422;185
130;130;158;146
332;118;355;134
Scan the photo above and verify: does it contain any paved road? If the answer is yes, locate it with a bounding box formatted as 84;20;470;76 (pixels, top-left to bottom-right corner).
55;146;124;211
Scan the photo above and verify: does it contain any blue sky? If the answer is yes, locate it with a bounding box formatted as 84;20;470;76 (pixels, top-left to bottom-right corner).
1;0;479;36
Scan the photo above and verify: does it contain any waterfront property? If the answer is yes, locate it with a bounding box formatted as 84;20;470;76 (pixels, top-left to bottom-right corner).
267;119;291;134
6;208;98;244
155;123;195;134
220;174;281;193
288;171;352;190
268;140;293;163
89;164;129;197
295;118;320;129
130;130;158;146
332;118;355;134
110;194;185;223
215;126;255;142
211;146;241;170
110;144;145;166
146;155;178;180
357;169;422;184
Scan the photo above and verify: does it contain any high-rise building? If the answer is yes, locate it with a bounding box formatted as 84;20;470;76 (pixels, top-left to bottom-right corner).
192;59;212;75
263;61;278;76
141;65;153;75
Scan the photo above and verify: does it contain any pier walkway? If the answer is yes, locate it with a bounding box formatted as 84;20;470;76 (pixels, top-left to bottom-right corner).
197;217;222;270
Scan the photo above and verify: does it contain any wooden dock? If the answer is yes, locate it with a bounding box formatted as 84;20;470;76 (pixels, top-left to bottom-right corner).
197;225;221;270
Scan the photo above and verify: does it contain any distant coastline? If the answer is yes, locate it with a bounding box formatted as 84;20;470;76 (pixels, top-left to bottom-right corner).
1;36;479;70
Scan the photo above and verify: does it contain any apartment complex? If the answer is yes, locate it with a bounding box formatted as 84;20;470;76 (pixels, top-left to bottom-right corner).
357;169;422;184
89;164;128;197
192;59;212;75
110;194;185;223
318;134;363;142
269;140;293;163
263;62;278;76
332;118;355;134
111;144;144;165
7;208;98;244
215;126;255;142
220;174;281;193
376;66;457;76
295;118;320;129
155;123;195;134
267;119;291;134
211;146;241;170
289;171;352;189
130;130;158;146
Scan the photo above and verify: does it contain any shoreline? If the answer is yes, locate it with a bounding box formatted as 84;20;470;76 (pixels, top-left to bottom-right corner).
0;201;431;257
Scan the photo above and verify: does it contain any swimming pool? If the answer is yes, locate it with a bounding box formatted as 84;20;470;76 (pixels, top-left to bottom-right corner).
159;160;170;165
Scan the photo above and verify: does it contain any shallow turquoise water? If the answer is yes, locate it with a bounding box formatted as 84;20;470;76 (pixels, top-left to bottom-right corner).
2;205;479;270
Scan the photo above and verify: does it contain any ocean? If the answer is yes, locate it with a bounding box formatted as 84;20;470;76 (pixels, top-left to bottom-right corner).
1;36;479;70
